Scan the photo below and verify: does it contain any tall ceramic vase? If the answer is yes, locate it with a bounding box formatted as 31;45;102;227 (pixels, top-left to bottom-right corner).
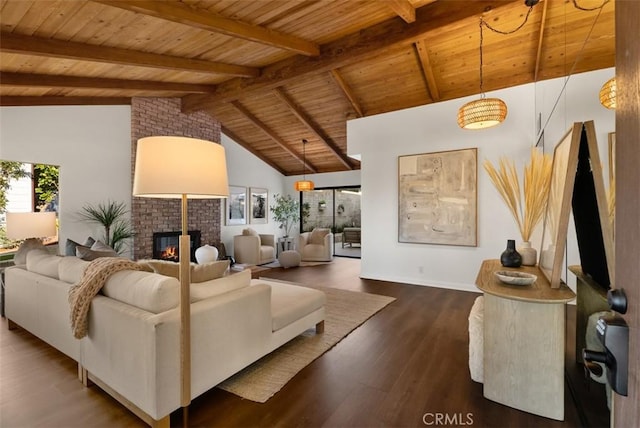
518;241;537;266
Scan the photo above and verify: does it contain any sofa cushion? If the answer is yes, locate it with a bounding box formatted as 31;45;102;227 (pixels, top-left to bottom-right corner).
190;269;250;301
58;256;90;284
26;249;62;279
267;282;326;331
309;228;330;245
102;270;180;313
242;227;261;244
144;259;230;283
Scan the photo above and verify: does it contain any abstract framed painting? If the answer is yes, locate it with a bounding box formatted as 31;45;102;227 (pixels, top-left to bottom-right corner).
225;186;247;225
249;187;268;224
398;148;477;246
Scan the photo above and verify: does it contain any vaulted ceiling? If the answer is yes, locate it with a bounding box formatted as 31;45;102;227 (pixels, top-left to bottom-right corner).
0;0;615;175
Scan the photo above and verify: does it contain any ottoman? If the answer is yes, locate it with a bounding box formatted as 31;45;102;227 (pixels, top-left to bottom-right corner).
278;250;301;268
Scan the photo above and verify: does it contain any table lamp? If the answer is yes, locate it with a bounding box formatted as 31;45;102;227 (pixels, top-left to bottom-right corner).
6;211;57;265
133;136;228;424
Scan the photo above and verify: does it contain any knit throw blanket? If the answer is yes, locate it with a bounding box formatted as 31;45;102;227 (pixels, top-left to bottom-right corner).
68;257;143;339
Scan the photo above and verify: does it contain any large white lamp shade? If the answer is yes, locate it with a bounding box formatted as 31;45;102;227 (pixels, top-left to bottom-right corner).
6;211;57;265
6;211;57;240
133;136;229;198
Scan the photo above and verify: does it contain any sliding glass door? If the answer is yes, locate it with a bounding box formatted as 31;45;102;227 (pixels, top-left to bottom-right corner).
300;186;361;258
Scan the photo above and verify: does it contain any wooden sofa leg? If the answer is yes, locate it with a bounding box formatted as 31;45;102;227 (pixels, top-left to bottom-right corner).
7;319;17;330
316;320;325;334
78;365;93;387
151;415;170;428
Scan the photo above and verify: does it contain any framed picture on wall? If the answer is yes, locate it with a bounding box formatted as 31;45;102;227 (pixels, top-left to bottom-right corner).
226;186;247;225
398;148;477;246
250;187;268;224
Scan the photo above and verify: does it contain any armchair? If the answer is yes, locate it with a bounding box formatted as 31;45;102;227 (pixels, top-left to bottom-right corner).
233;229;276;265
297;228;334;262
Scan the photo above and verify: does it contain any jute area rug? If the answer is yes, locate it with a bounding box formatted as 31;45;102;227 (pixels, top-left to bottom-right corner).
217;280;396;403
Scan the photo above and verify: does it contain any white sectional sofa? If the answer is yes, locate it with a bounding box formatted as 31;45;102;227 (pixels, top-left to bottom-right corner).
5;250;325;427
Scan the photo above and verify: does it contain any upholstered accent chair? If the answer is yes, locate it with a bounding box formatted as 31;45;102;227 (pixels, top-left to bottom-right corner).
297;228;334;262
233;228;276;265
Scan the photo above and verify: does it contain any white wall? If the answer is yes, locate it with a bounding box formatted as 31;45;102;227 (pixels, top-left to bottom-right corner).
0;106;132;255
220;133;287;256
348;69;614;293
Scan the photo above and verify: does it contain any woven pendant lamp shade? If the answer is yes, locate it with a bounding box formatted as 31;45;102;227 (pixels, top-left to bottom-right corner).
599;77;616;109
294;138;314;192
457;98;508;129
294;180;314;191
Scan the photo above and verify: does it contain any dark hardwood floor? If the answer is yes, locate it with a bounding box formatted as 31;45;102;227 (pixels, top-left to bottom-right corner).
1;258;590;427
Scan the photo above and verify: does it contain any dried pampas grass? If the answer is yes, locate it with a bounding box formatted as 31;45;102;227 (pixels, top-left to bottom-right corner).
484;149;553;242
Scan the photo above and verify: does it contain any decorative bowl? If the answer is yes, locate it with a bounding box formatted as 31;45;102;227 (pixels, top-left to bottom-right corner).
494;271;537;286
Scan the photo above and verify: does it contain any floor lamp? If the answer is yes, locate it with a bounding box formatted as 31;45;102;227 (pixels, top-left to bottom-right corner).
132;136;229;424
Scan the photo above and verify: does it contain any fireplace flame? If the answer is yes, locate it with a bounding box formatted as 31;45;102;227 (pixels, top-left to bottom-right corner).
161;246;178;261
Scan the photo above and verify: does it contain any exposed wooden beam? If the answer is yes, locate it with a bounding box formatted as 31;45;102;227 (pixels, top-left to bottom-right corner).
272;87;353;170
0;72;215;93
182;0;519;112
533;0;549;82
0;96;131;106
387;0;416;23
94;0;319;57
230;101;317;173
220;126;286;175
329;69;364;118
0;32;258;78
413;40;440;102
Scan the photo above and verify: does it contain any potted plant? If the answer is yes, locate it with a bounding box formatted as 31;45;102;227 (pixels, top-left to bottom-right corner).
484;149;552;265
270;194;300;237
79;200;134;254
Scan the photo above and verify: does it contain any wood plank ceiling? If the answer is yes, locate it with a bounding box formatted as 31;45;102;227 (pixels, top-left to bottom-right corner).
0;0;615;176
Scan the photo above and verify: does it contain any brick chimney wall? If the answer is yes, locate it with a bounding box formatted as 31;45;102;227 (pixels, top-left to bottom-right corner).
131;97;222;260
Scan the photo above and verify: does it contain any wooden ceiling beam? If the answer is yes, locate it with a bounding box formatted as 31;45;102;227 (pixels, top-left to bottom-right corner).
533;0;549;82
387;0;416;23
220;126;286;175
230;100;318;173
0;72;216;93
94;0;319;57
329;69;364;118
0;96;131;106
272;87;353;170
182;0;520;112
414;40;440;102
0;32;258;78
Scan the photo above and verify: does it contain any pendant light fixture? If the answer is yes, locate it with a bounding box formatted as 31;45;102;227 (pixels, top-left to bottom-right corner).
457;19;507;130
599;77;616;109
458;3;537;130
294;139;314;191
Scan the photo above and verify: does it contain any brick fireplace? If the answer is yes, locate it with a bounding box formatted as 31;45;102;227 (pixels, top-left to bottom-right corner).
131;98;222;260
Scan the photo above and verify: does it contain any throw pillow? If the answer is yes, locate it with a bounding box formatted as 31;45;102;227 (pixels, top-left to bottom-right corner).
76;241;118;261
242;227;259;236
65;237;96;256
309;228;330;245
145;259;230;283
191;260;230;283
